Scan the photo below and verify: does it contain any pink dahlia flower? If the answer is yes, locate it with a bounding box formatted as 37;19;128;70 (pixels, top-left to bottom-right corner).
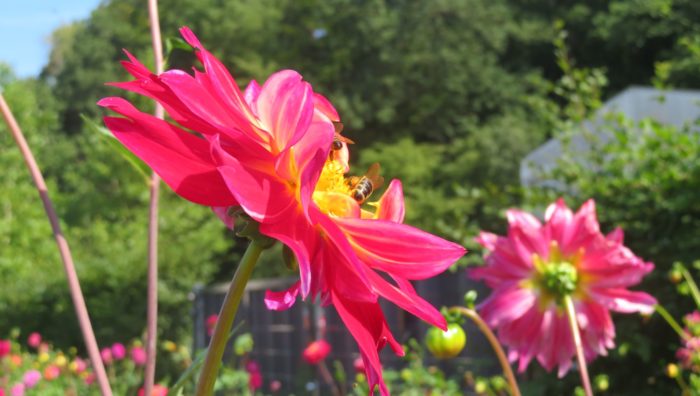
469;199;656;376
22;370;41;388
100;27;465;394
0;340;10;358
131;346;147;366
302;340;331;364
111;343;126;360
27;333;41;349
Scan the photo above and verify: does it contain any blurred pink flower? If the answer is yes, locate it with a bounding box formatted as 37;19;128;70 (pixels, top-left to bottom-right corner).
470;199;657;376
27;333;41;349
131;346;147;366
22;370;41;388
43;365;60;381
137;384;168;396
205;314;218;337
84;372;96;385
100;348;113;365
10;384;24;396
245;360;262;391
0;340;10;358
111;343;126;360
353;356;365;373
302;340;331;364
676;312;700;372
269;380;282;393
71;357;88;373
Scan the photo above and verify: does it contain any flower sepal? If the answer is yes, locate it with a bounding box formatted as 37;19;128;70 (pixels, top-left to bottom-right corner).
233;210;276;249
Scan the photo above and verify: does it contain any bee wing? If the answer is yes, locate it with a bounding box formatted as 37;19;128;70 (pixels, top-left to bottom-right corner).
333;121;344;134
365;163;384;190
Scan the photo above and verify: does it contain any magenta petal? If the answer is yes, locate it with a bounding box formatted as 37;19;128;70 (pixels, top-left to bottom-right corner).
244;80;262;108
336;218;466;280
367;270;446;330
373;179;405;223
588;288;657;314
478;285;537;327
331;293;401;396
98;97;237;206
313;92;340;122
259;207;320;298
264;281;301;311
256;70;314;152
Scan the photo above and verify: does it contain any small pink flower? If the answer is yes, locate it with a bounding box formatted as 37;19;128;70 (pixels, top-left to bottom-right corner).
111;343;126;360
27;333;41;349
84;372;96;385
470;199;656;376
137;384;168;396
22;370;41;388
72;358;88;373
353;356;365;373
43;365;60;381
205;314;218;337
302;340;331;364
100;348;113;365
245;360;263;391
269;380;282;393
131;346;147;366
0;340;11;358
10;384;24;396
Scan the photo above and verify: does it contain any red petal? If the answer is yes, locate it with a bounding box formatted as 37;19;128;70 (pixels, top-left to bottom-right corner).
98;97;236;206
336;218;466;280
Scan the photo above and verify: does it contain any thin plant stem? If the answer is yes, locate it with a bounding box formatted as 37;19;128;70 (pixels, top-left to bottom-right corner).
449;307;521;396
564;296;593;396
143;0;165;394
318;361;342;396
675;373;691;396
680;265;700;310
195;241;264;396
0;93;113;396
655;304;688;340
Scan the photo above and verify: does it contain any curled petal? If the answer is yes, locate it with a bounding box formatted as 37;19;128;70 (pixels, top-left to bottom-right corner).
371;179;405;223
587;288;657;314
256;70;314;152
264;281;301;311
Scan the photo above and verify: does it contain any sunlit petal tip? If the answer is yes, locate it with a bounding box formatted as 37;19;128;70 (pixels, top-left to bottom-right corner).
264;281;301;311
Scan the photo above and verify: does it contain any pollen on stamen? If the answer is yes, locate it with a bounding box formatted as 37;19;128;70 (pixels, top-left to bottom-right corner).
315;160;351;195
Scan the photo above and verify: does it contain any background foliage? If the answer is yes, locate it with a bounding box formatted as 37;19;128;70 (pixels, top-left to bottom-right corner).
2;0;700;394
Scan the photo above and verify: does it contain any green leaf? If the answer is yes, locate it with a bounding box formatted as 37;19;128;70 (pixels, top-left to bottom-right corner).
81;114;152;183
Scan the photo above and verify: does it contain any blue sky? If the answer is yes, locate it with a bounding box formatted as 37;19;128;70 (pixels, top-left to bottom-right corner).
0;0;102;77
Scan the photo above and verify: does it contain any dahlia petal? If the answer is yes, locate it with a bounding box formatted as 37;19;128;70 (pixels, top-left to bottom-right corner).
331;293;402;396
212;206;235;229
244;80;261;109
180;27;253;118
588;288;657;314
264;281;301;311
98;98;237;206
475;232;499;251
313;92;340;122
478;285;537;327
215;146;296;223
336;218;466;280
259;206;320;298
367;270;447;330
606;227;624;243
372;179;405;223
256;70;314;152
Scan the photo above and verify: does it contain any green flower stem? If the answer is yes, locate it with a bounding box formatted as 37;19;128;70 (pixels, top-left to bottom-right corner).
655;304;688;340
675;372;691;396
195;240;264;396
449;307;522;396
563;296;593;396
679;265;700;310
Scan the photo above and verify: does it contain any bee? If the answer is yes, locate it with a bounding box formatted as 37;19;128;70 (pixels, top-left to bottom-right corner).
329;121;354;159
349;163;384;204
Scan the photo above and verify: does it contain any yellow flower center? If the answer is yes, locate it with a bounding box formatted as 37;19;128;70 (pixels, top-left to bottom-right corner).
525;241;586;310
312;159;359;218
